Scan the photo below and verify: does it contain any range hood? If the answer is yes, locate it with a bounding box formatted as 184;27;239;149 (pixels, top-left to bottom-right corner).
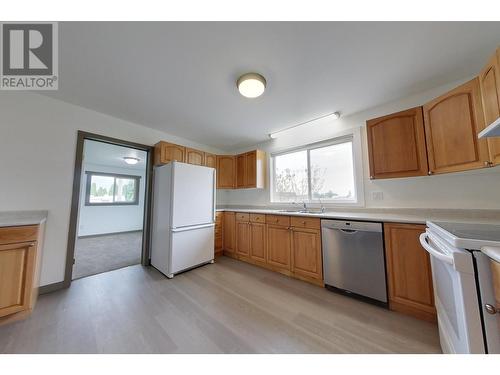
479;117;500;138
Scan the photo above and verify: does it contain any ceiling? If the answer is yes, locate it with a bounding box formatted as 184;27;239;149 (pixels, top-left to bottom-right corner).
44;22;500;151
83;140;147;170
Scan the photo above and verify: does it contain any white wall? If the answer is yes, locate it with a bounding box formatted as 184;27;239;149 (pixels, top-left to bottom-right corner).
78;162;146;237
0;92;223;287
219;77;500;210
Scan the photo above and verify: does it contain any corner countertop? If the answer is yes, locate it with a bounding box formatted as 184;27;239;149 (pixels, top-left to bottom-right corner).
215;206;500;225
482;247;500;263
0;210;48;227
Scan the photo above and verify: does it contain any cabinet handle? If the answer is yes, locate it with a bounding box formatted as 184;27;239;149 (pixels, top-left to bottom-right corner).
302;221;306;224
428;171;433;175
370;176;374;180
29;243;36;247
484;161;490;167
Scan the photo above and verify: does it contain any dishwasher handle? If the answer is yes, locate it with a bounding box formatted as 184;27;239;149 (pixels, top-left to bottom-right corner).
340;229;358;234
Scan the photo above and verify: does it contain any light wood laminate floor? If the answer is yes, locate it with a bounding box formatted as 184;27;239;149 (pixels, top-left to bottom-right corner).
0;257;441;353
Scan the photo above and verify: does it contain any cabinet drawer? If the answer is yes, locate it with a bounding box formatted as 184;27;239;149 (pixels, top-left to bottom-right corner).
266;215;290;227
291;216;321;229
235;212;250;222
0;225;38;245
250;213;265;223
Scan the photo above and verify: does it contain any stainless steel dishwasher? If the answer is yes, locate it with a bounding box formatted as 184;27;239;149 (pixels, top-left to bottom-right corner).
321;219;387;307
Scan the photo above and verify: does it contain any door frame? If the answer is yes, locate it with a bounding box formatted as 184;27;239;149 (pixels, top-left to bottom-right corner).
63;130;154;288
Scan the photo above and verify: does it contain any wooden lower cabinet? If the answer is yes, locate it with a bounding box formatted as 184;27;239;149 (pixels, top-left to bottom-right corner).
222;212;236;256
236;221;250;259
249;222;266;264
266;224;292;272
0;241;37;318
214;212;223;256
0;223;45;325
291;227;322;283
384;223;436;322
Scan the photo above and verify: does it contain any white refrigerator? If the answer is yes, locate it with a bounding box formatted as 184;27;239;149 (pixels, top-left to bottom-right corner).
151;161;216;278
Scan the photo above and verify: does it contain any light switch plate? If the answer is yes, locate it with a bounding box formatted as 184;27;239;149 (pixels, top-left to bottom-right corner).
372;191;384;201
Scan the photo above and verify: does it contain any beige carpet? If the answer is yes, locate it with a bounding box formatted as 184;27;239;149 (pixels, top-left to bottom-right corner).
73;231;142;279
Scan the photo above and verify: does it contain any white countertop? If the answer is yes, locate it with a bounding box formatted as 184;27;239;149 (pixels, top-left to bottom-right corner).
216;206;500;225
0;210;48;227
482;247;500;263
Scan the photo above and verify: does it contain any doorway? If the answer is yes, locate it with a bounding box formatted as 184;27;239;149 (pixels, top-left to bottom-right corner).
65;132;153;285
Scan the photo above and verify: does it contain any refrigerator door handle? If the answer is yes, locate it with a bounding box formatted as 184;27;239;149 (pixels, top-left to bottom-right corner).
171;223;215;233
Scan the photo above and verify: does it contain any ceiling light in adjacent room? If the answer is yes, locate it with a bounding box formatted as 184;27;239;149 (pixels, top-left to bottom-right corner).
237;73;266;98
123;157;140;165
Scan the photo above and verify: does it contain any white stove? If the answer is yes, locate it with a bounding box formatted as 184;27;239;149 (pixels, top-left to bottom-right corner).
420;221;500;354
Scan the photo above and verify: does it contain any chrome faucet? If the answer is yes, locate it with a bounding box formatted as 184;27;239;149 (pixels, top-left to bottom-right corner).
318;198;325;213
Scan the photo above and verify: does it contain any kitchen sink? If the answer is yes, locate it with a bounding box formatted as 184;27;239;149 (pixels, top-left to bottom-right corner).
278;209;324;214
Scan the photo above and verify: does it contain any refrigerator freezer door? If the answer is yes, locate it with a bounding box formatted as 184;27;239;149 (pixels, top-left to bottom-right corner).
171;163;215;228
170;224;215;274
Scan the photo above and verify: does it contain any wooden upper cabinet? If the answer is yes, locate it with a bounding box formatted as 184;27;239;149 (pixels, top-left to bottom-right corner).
423;78;489;174
479;48;500;166
217;155;236;189
366;107;429;179
223;212;236;254
154;141;186;165
384;223;436;322
185;148;205;166
234;150;266;189
236;154;247;188
204;153;217;169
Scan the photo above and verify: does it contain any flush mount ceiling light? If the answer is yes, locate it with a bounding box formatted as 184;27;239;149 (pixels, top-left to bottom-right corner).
123;157;140;165
237;73;266;98
268;111;341;139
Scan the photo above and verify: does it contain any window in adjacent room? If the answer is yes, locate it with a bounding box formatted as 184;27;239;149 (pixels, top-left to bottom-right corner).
85;172;140;205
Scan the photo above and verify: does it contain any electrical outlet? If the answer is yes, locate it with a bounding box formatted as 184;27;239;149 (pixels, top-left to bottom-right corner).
372;191;384;201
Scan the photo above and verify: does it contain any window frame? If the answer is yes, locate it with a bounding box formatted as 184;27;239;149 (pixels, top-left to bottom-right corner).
84;171;141;206
269;130;364;206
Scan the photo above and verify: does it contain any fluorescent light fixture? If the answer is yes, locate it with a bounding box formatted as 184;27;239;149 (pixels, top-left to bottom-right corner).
237;73;266;98
269;111;341;139
123;157;140;165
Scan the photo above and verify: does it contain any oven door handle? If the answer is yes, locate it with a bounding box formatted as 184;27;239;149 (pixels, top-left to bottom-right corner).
419;232;454;265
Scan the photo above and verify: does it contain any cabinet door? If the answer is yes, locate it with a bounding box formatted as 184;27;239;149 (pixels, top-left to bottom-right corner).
366;107;428;179
246;151;257;187
0;242;36;318
249;222;266;263
384;223;436;322
236;221;250;258
204;153;217;168
217;156;235;189
236;154;247;188
266;225;292;271
479;50;500;166
214;212;223;254
223;212;235;253
185;148;204;166
423;78;489;174
291;228;322;280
